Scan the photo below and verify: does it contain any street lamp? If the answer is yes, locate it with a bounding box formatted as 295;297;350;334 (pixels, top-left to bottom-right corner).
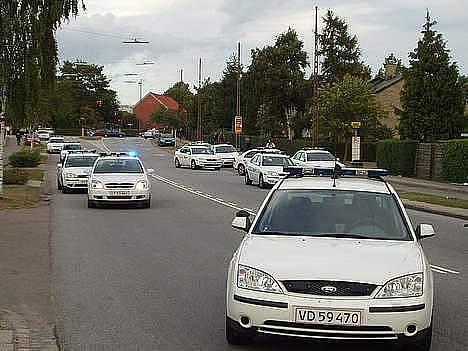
124;79;144;132
0;112;5;198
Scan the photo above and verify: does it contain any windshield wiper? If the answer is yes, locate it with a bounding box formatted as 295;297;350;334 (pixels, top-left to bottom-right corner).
319;233;373;240
254;231;297;236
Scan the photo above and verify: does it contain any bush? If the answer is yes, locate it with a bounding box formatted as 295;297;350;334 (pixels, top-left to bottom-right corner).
9;148;41;168
376;139;418;176
55;128;81;136
443;139;468;183
3;169;28;185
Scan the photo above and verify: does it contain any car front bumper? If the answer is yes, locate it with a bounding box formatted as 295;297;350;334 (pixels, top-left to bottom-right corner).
48;147;62;153
88;188;151;202
63;178;89;189
221;158;235;166
198;160;223;169
227;287;432;341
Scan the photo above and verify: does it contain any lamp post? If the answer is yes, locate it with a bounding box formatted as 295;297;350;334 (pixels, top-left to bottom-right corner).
0;112;5;198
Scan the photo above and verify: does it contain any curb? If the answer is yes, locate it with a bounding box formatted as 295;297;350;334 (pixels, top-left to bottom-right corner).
386;177;468;195
402;199;468;220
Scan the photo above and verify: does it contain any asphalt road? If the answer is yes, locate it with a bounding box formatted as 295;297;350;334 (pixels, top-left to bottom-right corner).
51;137;467;351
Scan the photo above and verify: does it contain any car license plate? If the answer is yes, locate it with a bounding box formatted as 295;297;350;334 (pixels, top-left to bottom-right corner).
111;191;130;196
295;307;362;326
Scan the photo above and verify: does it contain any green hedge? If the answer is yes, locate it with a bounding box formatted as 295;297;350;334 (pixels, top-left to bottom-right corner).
9;148;41;168
55;128;81;136
376;139;418;176
443;140;468;183
3;169;28;185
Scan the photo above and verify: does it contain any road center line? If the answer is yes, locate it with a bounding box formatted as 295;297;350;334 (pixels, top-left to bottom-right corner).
430;264;459;275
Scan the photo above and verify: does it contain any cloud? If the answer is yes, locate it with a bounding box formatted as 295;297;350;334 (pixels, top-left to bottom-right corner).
57;0;468;105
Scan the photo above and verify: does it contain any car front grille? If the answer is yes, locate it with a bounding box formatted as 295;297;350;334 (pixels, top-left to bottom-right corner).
259;320;396;340
107;196;132;200
281;280;377;297
105;183;134;189
77;175;88;179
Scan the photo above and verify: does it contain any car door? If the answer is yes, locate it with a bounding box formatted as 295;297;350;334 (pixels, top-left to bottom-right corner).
246;154;258;181
250;154;261;183
184;148;192;166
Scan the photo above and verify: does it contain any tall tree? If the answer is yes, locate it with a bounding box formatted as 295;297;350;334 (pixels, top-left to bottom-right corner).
318;10;370;84
399;11;465;141
376;53;405;79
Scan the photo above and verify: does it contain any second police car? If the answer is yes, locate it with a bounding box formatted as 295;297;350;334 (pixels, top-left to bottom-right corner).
57;150;99;193
87;152;154;208
292;148;345;170
226;166;435;351
244;153;295;188
234;148;282;176
174;144;222;170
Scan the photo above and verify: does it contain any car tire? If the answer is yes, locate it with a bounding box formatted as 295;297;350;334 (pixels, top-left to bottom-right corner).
225;317;254;345
62;186;69;194
244;172;252;185
142;198;151;209
399;325;432;351
191;160;197;170
57;179;62;190
238;164;245;176
87;199;96;208
259;174;266;189
175;158;181;168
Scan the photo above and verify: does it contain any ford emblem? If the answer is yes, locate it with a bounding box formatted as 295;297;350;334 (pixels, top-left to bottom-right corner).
321;286;337;293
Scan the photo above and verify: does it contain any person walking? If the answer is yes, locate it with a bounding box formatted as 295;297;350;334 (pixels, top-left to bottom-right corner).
16;130;22;145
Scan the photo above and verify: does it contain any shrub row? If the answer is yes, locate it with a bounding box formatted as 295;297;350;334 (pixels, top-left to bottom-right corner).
376;139;418;176
3;169;28;185
442;139;468;183
9;148;41;168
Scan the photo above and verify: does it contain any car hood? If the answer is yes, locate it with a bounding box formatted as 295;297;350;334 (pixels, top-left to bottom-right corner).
91;174;146;183
62;166;92;175
216;152;239;159
239;236;422;285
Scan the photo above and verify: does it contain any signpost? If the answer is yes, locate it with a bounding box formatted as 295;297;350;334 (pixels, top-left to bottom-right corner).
235;115;242;134
351;121;361;162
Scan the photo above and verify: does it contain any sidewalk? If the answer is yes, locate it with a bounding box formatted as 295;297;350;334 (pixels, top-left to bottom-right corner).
0;145;57;350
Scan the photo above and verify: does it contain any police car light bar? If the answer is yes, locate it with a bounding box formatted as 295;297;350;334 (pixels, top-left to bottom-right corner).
284;166;388;178
98;151;130;157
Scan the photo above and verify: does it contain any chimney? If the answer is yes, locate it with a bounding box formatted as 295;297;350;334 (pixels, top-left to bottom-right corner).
384;63;397;80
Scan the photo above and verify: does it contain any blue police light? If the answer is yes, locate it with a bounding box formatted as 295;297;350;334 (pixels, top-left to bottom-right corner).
128;151;138;157
310;167;388;178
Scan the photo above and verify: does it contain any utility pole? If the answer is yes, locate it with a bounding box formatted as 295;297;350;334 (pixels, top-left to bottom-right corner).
236;42;241;148
0;83;6;198
197;58;202;140
138;79;143;132
312;5;319;147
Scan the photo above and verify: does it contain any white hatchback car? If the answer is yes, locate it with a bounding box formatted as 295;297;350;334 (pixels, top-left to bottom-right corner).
292;148;345;170
226;168;434;350
174;145;222;170
60;142;82;162
234;148;282;176
47;136;65;154
87;153;154;208
57;151;99;193
211;144;239;167
244;153;295;188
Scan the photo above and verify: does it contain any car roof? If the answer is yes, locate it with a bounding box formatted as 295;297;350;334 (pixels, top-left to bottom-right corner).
97;156;140;160
278;176;391;194
260;153;289;157
66;153;99;157
302;149;331;154
213;143;234;147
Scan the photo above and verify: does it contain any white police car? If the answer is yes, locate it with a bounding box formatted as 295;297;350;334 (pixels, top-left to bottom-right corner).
292;148;345;170
47;136;65;153
87;153;154;208
57;151;99;193
234;148;282;176
211;144;239;167
174;145;222;170
60;142;82;162
226;167;435;350
244;153;294;188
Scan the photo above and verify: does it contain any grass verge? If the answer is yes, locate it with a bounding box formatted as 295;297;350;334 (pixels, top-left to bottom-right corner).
398;191;468;209
0;186;41;209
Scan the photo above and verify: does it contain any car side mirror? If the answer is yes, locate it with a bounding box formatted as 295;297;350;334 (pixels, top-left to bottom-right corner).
415;224;435;240
336;158;341;162
147;168;155;174
232;210;251;232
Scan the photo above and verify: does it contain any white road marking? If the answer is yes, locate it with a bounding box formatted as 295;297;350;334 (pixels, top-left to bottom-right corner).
150;173;256;215
430;265;459;275
431;268;448;275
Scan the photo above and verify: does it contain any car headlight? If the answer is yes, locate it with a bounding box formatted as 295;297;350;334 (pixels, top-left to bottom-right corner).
91;180;104;189
376;273;423;298
267;171;278;177
135;180;148;190
65;172;77;179
237;265;283;294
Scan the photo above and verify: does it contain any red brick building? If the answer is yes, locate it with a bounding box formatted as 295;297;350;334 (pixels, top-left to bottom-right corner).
133;92;185;131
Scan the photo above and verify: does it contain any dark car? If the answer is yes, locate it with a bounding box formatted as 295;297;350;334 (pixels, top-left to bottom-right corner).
93;129;125;138
158;133;175;146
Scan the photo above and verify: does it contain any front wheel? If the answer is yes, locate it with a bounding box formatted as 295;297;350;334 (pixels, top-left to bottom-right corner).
141;198;151;209
191;160;197;170
57;179;62;190
244;172;252;185
175;158;181;168
259;174;267;188
226;317;254;345
237;164;245;176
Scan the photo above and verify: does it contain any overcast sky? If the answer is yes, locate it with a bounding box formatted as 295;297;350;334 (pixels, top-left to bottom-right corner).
56;0;468;106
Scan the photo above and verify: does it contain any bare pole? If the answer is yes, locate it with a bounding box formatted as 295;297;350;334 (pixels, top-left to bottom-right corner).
236;42;241;148
138;79;143;132
312;5;319;147
197;58;202;140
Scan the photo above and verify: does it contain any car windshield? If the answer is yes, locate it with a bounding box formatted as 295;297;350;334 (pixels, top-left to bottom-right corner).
191;147;211;155
253;190;411;241
215;145;236;153
307;152;335;161
161;134;173;138
63;144;81;150
50;138;64;143
65;156;99;168
262;156;294;167
93;159;143;174
244;150;259;158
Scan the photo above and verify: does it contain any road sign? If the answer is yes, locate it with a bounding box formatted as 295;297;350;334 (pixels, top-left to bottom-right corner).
352;136;361;161
351;121;361;129
235;116;242;134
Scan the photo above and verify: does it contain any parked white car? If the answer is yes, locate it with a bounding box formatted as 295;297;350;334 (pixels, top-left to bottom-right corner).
87;153;153;208
292;148;344;170
226;168;434;351
60;142;82;162
36;129;51;142
211;144;239;167
57;151;99;193
244;153;294;188
174;145;222;170
234;148;282;176
47;136;65;154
